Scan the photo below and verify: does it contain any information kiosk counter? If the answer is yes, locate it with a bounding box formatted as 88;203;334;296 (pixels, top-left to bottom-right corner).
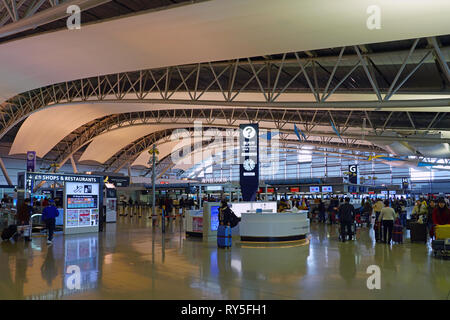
240;210;309;242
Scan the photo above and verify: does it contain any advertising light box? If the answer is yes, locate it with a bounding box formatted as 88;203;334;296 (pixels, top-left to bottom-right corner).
210;205;220;231
309;186;320;193
64;182;100;234
290;187;300;192
322;186;333;192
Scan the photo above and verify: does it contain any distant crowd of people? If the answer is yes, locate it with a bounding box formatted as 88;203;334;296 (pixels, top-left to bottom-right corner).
306;195;450;244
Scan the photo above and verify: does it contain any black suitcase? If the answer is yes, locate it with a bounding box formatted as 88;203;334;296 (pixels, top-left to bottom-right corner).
1;225;17;241
409;222;427;243
406;219;414;230
374;221;383;242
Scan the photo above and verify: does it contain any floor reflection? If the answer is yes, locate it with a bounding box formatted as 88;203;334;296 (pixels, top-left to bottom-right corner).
0;218;448;300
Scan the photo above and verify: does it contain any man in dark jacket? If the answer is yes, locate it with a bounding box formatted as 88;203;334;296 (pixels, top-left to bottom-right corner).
42;199;59;245
338;197;356;242
17;199;33;242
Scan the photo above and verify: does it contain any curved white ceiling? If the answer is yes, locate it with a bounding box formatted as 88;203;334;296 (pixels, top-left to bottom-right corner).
78;124;188;163
10;92;450;158
1;0;449;102
132;139;194;169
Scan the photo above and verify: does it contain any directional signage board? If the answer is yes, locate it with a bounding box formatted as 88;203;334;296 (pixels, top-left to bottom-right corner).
26;151;36;172
239;124;259;201
348;165;358;184
402;177;409;190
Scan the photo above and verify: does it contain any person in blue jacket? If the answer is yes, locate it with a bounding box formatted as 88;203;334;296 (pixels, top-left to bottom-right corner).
42;199;59;245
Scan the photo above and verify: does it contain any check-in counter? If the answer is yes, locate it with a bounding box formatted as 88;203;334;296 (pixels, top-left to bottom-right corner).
240;210;310;242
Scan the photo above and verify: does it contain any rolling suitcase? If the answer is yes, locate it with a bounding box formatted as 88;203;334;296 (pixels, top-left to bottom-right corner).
409;222;427;243
406;219;413;230
374;221;383;242
392;219;403;244
217;225;232;248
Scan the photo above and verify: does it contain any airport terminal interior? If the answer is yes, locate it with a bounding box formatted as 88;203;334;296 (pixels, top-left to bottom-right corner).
0;0;449;300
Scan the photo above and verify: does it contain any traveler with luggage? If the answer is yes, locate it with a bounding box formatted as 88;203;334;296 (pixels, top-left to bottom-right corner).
378;200;397;244
338;197;356;242
217;200;240;248
432;198;450;226
42;199;59;245
16;198;33;242
399;197;407;227
411;199;427;221
430;198;450;239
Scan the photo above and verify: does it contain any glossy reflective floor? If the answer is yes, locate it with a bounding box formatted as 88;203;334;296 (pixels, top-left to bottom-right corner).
0;217;449;300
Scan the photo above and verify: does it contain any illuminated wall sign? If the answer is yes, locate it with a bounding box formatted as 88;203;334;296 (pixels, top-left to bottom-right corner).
290;187;300;192
322;186;333;192
310;186;320;193
267;187;275;193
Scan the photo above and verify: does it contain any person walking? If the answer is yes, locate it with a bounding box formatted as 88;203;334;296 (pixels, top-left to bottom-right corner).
373;198;384;222
42;199;59;245
378;200;397;244
399;196;407;227
16;198;33;242
338;197;356;242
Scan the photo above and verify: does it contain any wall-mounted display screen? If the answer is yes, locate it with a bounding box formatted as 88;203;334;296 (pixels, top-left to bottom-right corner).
210;205;220;231
322;186;332;192
67;195;97;209
267;188;275;193
310;186;320;193
290;187;300;192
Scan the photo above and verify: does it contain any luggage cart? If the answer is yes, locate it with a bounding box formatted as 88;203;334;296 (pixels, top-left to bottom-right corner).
431;239;450;259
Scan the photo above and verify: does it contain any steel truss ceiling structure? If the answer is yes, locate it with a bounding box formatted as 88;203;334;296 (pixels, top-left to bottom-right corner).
2;35;450;173
0;0;195;41
48;109;436;171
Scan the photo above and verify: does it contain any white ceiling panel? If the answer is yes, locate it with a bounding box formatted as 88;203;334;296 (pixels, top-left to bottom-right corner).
78;124;188;163
1;0;449;102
